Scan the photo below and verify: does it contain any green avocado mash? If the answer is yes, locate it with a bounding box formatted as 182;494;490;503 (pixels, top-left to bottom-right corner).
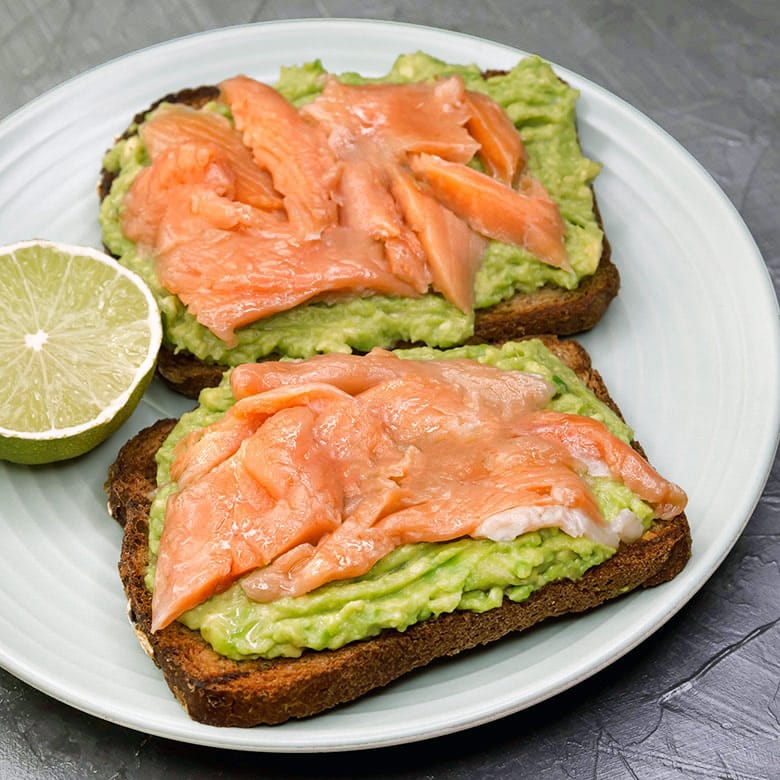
149;340;651;660
99;53;603;365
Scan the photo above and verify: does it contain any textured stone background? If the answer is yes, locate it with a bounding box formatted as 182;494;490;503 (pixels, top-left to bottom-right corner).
1;2;778;778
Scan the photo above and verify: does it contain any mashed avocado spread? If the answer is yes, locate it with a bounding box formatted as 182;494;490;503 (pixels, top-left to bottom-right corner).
148;340;651;660
100;53;603;366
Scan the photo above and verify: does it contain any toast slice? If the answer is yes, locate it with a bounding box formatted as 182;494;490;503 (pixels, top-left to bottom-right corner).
105;337;690;727
98;65;620;399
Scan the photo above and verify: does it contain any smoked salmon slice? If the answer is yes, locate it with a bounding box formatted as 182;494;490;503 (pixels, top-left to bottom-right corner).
220;75;340;238
125;159;421;344
154;387;352;632
241;457;604;602
410;152;571;271
465;90;527;185
301;75;480;163
337;152;432;294
155;219;421;345
122;142;236;248
152;352;687;630
140;103;283;211
514;410;689;520
391;169;486;312
170;382;352;489
227;348;557;412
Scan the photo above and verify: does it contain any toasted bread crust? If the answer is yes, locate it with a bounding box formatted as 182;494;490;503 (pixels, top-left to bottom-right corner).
105;337;690;727
99;81;620;399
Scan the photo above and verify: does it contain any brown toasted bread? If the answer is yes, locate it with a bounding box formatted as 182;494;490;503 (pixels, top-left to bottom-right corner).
105;336;690;727
98;73;620;399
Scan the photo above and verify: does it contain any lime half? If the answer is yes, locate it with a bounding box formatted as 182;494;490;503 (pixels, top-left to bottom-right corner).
0;240;162;465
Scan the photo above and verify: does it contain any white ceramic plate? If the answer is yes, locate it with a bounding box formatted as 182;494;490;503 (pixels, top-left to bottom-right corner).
0;19;778;753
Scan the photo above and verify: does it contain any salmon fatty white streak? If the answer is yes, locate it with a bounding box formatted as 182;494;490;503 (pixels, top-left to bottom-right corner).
120;73;571;346
151;351;687;632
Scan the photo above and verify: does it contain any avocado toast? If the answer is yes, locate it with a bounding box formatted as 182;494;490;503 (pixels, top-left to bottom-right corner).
98;53;619;398
105;336;690;727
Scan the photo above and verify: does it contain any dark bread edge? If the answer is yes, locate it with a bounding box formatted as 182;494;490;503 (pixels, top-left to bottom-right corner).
105;336;690;727
97;79;619;399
